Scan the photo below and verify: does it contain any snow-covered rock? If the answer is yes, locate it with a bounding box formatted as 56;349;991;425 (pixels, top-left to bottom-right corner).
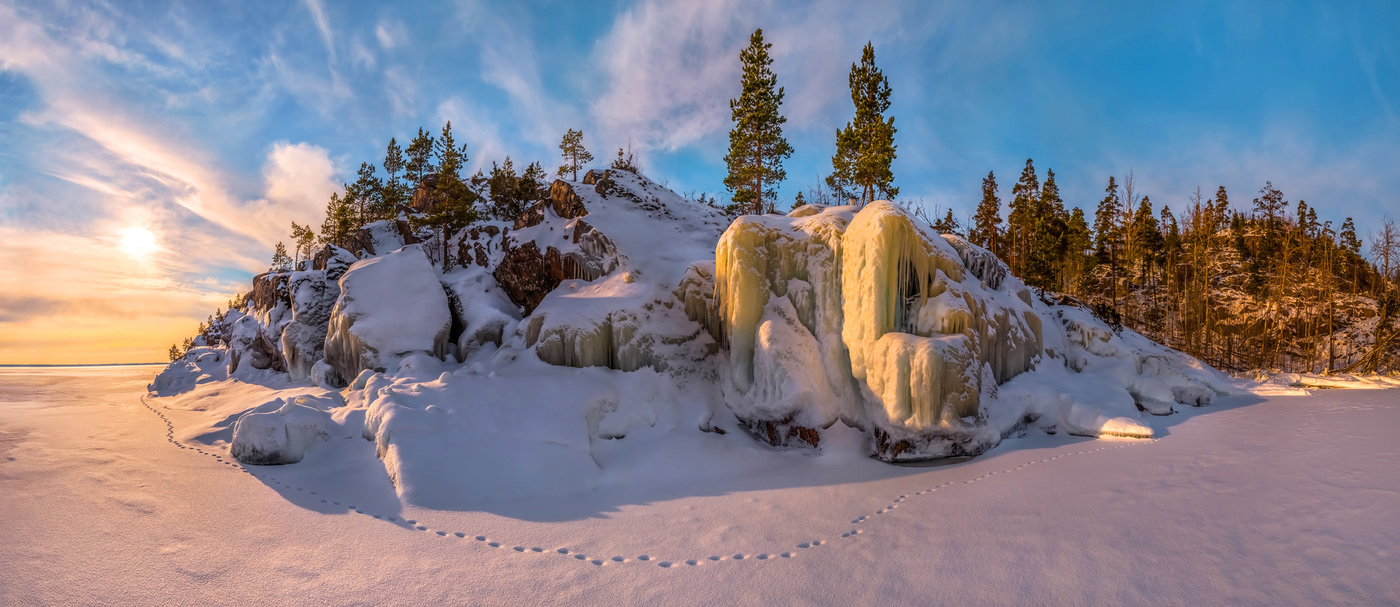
148;346;229;396
230;396;336;465
279;270;338;381
323;245;452;384
441;266;520;360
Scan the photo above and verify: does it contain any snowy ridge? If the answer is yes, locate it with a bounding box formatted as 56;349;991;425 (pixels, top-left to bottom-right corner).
152;171;1244;503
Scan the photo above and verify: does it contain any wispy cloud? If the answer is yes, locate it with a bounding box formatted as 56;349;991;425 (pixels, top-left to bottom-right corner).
302;0;336;62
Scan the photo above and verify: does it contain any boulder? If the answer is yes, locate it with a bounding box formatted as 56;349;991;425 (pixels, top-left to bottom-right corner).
227;314;285;373
442;270;520;359
230;397;334;465
343;219;420;257
493;224;619;315
514;180;590;230
409;173;441;213
311;244;358;280
324;245;452;382
279;270;339;381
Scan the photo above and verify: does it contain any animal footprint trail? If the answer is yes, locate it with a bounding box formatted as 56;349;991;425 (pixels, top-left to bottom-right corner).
138;396;1157;570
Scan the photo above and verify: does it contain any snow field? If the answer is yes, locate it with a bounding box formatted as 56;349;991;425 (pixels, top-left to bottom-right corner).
138;392;1159;570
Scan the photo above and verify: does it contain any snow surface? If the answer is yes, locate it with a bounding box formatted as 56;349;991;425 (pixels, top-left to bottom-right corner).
2;365;1397;604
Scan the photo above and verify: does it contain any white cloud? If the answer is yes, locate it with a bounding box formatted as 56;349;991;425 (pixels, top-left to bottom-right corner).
261;142;340;226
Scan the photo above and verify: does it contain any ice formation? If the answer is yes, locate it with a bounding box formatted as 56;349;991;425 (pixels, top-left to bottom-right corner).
709;202;1050;458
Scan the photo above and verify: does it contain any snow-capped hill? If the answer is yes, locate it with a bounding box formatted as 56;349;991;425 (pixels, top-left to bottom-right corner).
150;170;1240;504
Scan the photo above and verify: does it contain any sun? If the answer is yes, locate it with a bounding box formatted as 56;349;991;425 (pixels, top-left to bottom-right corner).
119;226;159;259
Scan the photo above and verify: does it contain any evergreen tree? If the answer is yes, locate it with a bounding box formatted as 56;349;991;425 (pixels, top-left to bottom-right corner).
405;127;436;185
1024;168;1068;289
610;143;639;173
932;208;962;236
723;28;794;215
1210;185;1230;234
970;170;1002;255
1006;159;1040;274
416;121;478;269
351;162;384;224
827;42;897;206
1093;176;1122;259
382;138;408;214
290;222;316;266
319;192;353;248
1065;207;1095;293
1132;196;1164;281
269;241;292;272
556;129;594;181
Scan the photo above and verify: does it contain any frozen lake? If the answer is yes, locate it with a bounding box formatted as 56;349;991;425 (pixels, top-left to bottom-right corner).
1;365;1396;605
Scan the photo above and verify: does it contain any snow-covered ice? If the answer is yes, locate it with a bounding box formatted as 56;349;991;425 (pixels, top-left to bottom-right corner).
1;364;1397;605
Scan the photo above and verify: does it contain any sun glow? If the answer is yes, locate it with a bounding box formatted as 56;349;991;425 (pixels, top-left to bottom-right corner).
119;226;159;259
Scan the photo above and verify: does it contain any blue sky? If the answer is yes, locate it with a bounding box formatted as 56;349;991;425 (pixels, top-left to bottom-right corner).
1;0;1397;363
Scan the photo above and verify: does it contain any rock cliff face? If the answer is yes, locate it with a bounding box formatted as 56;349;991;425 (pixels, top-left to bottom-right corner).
494;179;621;314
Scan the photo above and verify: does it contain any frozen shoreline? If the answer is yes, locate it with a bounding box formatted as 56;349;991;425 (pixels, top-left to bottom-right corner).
2;365;1396;605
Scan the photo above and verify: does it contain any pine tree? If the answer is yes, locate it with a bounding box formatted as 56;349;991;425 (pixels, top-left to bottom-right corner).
1065;207;1094;294
415;121;478;269
970;171;1002;255
556;129;594;181
933;209;962;236
827;42;897;206
1132;196;1164;281
1025;168;1067;289
1093;176;1124;313
406;127;436;185
723;28;794;215
351;162;383;224
319;192;354;248
1006;159;1040;275
382;138;407;214
270;241;292;272
290;222;315;266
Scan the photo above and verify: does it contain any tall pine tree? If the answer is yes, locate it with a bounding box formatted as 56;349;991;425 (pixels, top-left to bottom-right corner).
1005;159;1040;275
970;171;1002;256
827;42;897;205
556;129;594;181
722;28;793;215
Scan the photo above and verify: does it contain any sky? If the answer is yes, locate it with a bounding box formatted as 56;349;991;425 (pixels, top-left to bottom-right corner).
0;0;1397;364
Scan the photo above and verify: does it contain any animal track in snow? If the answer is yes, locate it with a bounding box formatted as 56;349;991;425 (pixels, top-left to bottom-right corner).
139;396;1157;570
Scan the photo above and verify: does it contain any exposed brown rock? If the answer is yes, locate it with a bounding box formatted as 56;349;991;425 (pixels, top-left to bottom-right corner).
582;168;605;185
493;241;556;315
738;415;821;449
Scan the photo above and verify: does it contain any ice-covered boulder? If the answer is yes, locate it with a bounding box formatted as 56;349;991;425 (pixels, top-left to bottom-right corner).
228;314;285;374
441;267;520;359
324;245;452;382
279;270;339;381
709;202;1044;457
230;397;335;465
